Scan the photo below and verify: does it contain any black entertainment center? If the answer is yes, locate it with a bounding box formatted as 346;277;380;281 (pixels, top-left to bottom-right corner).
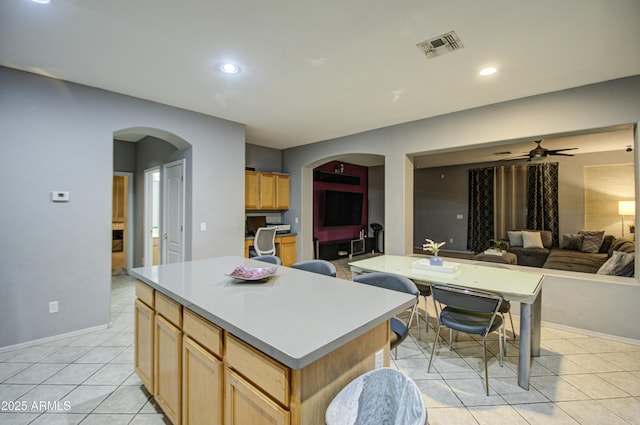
313;166;379;260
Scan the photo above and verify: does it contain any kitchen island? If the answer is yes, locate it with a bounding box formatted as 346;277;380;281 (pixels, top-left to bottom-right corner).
130;256;415;425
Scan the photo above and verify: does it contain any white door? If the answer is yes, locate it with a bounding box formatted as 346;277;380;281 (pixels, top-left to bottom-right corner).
143;167;161;266
162;159;185;264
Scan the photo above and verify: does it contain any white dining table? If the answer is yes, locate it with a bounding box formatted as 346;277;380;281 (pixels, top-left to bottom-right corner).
349;255;544;390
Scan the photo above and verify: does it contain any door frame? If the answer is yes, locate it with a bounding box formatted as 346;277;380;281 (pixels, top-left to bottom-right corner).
143;167;161;266
114;171;134;272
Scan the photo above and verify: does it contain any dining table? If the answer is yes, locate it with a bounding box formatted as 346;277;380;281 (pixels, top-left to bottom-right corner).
349;254;544;390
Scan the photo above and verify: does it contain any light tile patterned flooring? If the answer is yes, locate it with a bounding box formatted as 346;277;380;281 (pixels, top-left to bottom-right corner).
1;258;639;424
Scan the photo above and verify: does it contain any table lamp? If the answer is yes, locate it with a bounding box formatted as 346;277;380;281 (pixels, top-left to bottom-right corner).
618;201;635;236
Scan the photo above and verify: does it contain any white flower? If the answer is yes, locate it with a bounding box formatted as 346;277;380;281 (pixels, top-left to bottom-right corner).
423;238;446;254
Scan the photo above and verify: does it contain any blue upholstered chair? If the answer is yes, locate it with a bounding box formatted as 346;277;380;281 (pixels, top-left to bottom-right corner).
352;272;419;357
251;255;282;265
428;284;504;395
291;259;337;277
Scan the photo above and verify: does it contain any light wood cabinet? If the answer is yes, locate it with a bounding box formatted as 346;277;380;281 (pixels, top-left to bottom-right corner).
275;174;290;210
182;309;224;425
225;369;290;425
182;336;223;425
135;299;154;394
244;235;297;267
245;171;260;210
245;171;290;210
155;293;183;425
224;334;290;425
278;235;297;268
259;173;276;210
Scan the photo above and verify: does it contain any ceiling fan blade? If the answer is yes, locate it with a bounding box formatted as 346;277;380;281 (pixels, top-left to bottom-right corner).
549;152;575;157
547;147;578;154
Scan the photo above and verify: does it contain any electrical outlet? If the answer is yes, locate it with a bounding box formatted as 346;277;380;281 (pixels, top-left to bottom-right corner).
456;214;463;219
375;349;384;369
200;222;207;231
49;301;59;314
450;238;453;243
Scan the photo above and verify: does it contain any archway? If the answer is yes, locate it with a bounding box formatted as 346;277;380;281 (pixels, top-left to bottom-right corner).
113;127;193;270
297;153;385;261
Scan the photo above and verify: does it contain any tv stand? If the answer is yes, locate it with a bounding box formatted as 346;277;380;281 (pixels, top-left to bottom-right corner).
317;238;367;260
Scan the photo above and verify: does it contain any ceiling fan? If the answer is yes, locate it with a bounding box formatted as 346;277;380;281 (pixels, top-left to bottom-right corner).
512;140;578;161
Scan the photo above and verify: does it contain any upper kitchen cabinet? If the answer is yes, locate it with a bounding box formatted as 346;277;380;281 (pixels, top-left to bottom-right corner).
245;171;290;211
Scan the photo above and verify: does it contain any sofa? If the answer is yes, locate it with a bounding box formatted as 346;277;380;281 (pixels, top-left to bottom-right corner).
503;229;635;276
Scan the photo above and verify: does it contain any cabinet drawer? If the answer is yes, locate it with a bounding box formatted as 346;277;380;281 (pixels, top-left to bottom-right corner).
136;281;154;307
155;292;182;328
225;334;290;406
183;309;223;358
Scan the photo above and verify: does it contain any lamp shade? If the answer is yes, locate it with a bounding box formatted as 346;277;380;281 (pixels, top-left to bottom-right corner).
618;201;635;216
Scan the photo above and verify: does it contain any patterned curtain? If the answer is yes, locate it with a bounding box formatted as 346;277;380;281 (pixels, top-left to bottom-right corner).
527;162;560;246
468;167;495;253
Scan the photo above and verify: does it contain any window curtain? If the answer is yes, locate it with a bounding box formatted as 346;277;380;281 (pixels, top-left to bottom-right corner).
527;162;560;246
467;167;495;253
494;164;528;240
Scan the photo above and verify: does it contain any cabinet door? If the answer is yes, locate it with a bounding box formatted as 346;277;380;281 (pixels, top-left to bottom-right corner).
278;236;296;267
183;336;223;425
225;369;289;425
155;315;182;425
258;173;276;209
135;299;154;394
274;174;290;210
245;171;260;210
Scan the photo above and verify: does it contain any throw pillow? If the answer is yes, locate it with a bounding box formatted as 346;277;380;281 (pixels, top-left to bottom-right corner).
508;231;523;247
597;251;635;277
522;231;544;249
561;233;583;251
579;230;605;253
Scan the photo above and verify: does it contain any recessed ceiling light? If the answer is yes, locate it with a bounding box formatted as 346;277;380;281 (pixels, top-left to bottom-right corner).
480;67;497;76
219;63;240;74
32;0;51;4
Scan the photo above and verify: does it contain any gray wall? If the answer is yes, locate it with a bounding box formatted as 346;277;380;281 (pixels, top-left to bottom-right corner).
0;67;245;348
414;166;470;252
367;165;385;238
246;143;282;172
282;75;640;340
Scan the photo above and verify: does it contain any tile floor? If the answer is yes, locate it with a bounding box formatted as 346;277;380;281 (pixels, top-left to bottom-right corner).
1;258;639;424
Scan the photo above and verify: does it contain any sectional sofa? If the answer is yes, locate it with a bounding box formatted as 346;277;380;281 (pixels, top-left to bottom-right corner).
503;230;635;276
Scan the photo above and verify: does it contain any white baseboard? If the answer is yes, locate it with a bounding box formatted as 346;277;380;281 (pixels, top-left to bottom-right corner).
0;324;110;353
539;320;640;347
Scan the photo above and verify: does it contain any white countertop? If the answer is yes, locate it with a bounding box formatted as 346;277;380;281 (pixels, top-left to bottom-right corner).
130;256;415;369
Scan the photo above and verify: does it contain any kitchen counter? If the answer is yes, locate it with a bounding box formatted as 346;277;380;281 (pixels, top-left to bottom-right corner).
130;255;414;369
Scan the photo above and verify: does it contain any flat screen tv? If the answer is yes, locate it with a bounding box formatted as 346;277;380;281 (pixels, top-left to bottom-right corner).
322;190;363;227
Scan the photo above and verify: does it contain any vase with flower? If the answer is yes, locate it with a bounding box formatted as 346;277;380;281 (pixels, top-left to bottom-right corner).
423;238;446;266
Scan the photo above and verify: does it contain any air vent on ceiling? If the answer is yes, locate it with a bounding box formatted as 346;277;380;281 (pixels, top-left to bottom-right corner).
416;31;464;59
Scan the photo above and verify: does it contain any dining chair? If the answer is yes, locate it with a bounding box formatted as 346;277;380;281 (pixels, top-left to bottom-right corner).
325;368;426;425
291;259;337;277
475;263;516;340
427;284;504;396
413;281;432;340
251;255;282;265
251;227;277;256
352;272;419;358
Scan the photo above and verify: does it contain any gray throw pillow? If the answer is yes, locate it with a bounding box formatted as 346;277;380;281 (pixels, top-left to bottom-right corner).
561;234;583;251
508;231;523;247
597;251;635;277
579;230;605;253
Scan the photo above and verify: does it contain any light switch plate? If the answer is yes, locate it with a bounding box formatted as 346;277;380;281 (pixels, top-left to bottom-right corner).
52;191;70;202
